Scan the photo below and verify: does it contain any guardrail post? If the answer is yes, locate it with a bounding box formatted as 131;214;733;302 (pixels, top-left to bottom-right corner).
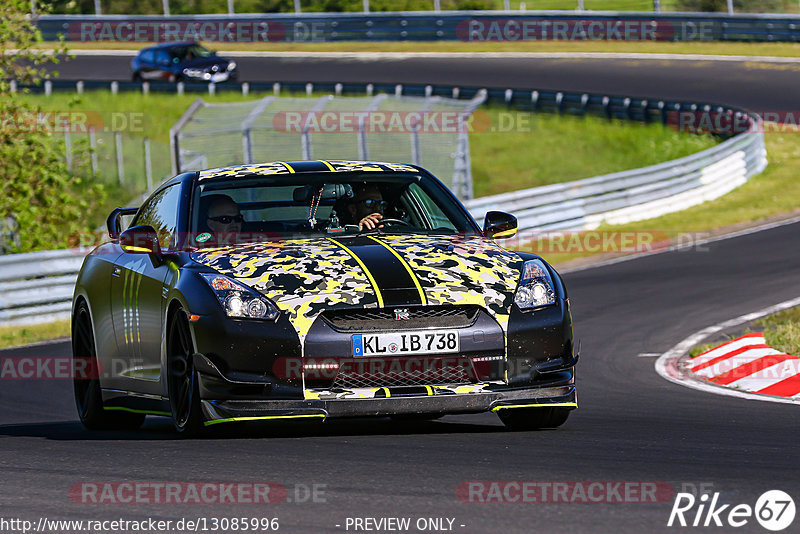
111;81;118;95
208;82;216;96
335;83;343;96
143;81;150;95
556;92;564;114
44;80;52;97
452;87;460;99
366;83;373;96
115;131;124;185
306;83;313;97
395;84;403;96
531;90;539;110
76;80;84;94
9;80;16;93
273;82;280;96
177;81;184;96
242;82;249;96
602;96;611;119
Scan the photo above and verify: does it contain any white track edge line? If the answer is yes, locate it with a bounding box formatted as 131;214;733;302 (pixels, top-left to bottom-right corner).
654;296;800;405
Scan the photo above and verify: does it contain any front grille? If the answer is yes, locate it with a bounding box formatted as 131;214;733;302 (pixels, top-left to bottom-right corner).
329;355;477;389
322;306;479;332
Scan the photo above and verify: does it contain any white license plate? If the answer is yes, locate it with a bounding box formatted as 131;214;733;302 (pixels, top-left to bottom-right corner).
352;330;460;357
210;72;229;83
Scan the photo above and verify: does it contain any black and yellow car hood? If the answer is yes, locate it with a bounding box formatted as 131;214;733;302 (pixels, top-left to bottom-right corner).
191;234;523;342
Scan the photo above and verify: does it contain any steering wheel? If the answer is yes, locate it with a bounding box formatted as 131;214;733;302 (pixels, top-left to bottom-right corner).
378;218;412;227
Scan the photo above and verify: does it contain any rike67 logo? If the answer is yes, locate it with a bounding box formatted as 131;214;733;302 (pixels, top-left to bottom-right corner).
668;490;795;531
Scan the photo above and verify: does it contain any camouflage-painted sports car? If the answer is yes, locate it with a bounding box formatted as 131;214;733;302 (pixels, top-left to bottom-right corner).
72;160;577;435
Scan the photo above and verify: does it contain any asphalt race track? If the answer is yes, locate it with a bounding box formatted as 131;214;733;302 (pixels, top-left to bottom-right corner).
3;54;797;532
50;53;800;111
2;220;800;532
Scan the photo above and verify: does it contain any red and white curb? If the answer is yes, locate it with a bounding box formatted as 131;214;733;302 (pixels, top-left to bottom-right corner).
655;296;800;405
686;333;800;398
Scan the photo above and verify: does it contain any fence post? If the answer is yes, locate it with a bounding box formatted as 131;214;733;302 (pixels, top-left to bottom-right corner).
654;0;660;12
63;118;72;171
89;127;98;177
363;0;369;12
727;0;734;13
227;0;234;14
115;132;124;185
162;0;170;15
144;137;153;191
293;0;301;13
433;0;440;11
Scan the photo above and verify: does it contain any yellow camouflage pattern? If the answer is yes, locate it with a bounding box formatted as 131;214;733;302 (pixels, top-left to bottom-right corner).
197;160;418;181
191;235;522;345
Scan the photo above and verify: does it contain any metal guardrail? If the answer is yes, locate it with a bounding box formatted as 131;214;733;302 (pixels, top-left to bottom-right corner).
0;250;84;327
0;80;768;326
464;127;767;232
36;11;800;43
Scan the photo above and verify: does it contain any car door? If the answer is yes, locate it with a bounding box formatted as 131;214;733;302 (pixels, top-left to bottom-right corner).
110;184;182;394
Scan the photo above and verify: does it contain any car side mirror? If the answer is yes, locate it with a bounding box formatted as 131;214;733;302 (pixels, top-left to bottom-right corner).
120;225;162;257
483;211;517;239
106;207;139;239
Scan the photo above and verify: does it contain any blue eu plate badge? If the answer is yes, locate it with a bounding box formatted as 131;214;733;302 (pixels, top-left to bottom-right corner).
352;334;364;357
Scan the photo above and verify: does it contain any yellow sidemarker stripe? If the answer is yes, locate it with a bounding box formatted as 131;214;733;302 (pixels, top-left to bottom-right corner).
204;414;326;426
424;385;433;396
491;402;577;412
104;406;172;416
328;238;385;308
382;387;391;398
278;161;296;173
366;235;427;306
319;160;336;171
492;228;517;238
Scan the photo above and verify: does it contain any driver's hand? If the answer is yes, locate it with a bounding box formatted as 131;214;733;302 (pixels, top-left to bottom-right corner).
358;213;383;231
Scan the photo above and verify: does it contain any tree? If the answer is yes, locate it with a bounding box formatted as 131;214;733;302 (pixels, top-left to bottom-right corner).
0;0;104;252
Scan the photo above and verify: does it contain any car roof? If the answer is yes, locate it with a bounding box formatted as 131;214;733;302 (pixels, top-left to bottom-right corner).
197;160;420;181
141;41;200;52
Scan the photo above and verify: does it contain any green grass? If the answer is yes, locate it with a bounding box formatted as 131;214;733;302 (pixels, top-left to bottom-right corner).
470;111;716;196
19;90;718;198
689;307;800;358
0;320;71;349
756;307;800;356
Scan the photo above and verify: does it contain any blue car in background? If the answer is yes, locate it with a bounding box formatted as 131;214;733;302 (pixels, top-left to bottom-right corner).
131;42;237;83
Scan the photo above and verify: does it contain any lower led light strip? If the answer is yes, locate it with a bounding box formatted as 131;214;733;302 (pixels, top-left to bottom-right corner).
204;414;326;426
491;402;577;412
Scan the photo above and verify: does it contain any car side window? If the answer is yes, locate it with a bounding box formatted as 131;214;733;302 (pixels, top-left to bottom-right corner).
155;50;170;66
133;184;181;250
139;49;154;63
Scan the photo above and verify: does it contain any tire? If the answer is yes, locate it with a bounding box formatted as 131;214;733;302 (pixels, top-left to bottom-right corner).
166;307;204;436
72;301;145;431
497;406;570;431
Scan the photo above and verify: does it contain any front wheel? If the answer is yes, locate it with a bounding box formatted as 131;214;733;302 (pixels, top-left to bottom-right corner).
73;301;144;430
497;406;570;430
167;307;204;436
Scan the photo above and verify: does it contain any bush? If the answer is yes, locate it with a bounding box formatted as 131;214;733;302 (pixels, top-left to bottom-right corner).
0;0;106;252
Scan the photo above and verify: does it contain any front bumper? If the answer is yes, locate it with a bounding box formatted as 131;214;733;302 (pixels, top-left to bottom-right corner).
200;384;576;426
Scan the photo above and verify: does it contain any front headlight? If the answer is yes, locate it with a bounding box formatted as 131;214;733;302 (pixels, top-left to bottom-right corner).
227;61;237;71
514;259;557;310
182;68;206;78
201;274;280;320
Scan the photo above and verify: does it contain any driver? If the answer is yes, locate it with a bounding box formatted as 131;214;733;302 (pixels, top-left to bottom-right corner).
202;194;243;244
344;183;388;231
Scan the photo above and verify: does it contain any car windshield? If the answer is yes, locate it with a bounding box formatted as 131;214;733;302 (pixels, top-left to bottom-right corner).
189;172;478;248
169;44;213;60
